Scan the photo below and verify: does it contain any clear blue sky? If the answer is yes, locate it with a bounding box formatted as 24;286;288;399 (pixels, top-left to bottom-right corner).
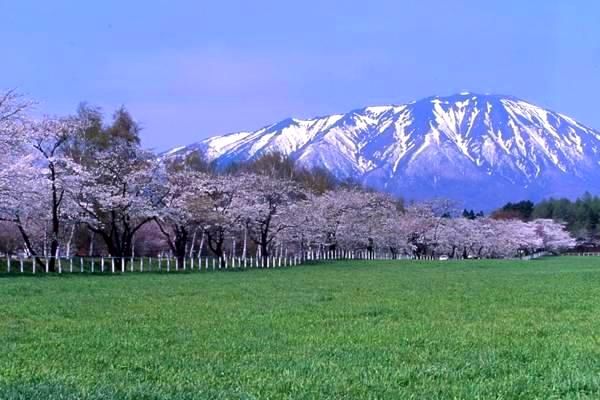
2;1;600;151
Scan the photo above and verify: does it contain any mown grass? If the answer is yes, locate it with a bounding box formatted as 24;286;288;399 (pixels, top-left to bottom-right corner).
2;257;600;399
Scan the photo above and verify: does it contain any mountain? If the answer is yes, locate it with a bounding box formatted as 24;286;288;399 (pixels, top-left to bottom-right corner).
164;93;600;209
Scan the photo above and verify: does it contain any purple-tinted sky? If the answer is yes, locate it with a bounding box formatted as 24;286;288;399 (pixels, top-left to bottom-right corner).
2;1;600;151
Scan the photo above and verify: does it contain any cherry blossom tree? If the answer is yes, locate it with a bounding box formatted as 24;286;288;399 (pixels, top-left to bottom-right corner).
0;90;32;215
153;168;211;265
532;219;576;252
0;92;85;269
72;143;161;261
28;117;83;270
234;174;305;264
197;175;247;264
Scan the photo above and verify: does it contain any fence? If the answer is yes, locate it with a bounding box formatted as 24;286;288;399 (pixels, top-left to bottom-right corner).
0;255;297;275
566;252;600;257
0;249;549;275
0;249;422;275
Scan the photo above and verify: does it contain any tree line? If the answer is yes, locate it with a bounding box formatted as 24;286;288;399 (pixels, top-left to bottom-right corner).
0;91;576;271
492;195;600;244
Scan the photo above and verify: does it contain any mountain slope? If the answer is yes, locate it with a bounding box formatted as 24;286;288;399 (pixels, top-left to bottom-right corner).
165;93;600;209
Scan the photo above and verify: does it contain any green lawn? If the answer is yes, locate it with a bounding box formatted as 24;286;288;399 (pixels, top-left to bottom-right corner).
2;257;600;399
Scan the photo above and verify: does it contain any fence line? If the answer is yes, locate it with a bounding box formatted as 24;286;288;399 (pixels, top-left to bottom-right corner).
0;249;548;275
567;252;600;257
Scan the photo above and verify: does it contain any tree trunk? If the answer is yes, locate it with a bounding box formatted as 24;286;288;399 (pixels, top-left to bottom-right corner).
198;230;204;258
242;226;247;259
206;230;226;268
188;228;199;258
15;221;44;270
48;162;62;273
65;224;76;258
89;231;95;256
174;227;188;269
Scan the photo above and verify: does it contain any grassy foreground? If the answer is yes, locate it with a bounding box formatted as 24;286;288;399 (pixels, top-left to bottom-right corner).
2;257;600;399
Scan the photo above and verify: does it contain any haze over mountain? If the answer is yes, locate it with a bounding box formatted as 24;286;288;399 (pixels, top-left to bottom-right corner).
165;93;600;209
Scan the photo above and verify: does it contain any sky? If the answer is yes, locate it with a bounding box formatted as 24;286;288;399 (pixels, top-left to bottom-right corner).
2;1;600;151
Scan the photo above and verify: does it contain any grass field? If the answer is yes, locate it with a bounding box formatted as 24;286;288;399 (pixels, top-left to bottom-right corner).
2;257;600;399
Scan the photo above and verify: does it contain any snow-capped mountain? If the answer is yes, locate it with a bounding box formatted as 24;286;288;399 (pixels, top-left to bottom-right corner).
165;93;600;209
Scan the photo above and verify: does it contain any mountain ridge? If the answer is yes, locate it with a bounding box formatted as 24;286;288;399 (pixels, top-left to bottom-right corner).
164;93;600;209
